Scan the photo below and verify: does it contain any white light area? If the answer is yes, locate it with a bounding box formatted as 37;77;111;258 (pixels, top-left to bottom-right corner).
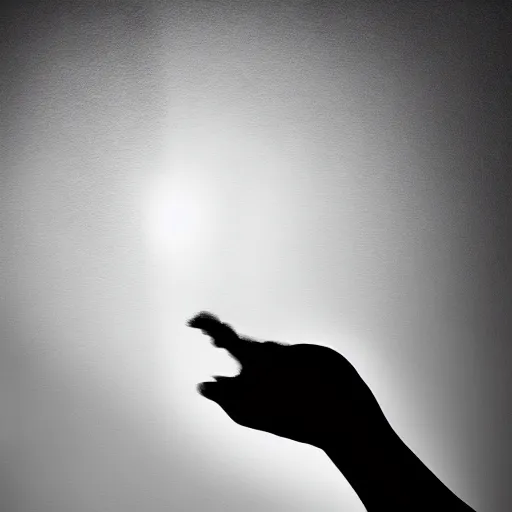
144;172;216;260
150;185;207;249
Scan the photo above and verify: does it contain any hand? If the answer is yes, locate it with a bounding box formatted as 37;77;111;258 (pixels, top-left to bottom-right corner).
187;311;389;450
188;312;477;512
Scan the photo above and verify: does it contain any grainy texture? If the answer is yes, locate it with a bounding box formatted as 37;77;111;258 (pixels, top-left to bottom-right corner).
1;1;510;511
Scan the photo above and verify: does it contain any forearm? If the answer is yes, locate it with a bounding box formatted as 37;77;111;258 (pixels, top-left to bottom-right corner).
323;421;475;512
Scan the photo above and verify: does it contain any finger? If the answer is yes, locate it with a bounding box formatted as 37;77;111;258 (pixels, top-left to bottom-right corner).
197;377;241;407
187;311;254;363
198;383;245;425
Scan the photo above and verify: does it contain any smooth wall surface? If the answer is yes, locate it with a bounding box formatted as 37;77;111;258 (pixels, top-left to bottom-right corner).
2;2;510;511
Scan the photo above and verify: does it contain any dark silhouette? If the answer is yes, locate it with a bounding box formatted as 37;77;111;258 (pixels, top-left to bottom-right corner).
188;311;476;511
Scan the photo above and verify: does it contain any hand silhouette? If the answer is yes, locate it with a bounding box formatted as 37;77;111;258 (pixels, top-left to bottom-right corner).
187;311;476;512
187;311;387;449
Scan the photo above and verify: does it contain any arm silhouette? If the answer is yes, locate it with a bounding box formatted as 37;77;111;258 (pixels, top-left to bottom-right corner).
188;311;475;512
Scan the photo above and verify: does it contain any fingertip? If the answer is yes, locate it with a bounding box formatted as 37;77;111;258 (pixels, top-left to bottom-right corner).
197;381;211;397
187;311;222;329
197;381;222;402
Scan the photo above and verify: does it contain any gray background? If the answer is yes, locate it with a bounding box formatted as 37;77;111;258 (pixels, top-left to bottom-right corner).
2;1;510;511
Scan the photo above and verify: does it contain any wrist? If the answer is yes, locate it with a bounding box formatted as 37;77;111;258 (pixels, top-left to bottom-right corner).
322;422;474;512
324;423;420;510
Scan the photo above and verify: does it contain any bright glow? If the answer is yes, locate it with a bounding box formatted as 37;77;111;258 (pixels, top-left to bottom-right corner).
155;187;204;244
144;173;215;259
